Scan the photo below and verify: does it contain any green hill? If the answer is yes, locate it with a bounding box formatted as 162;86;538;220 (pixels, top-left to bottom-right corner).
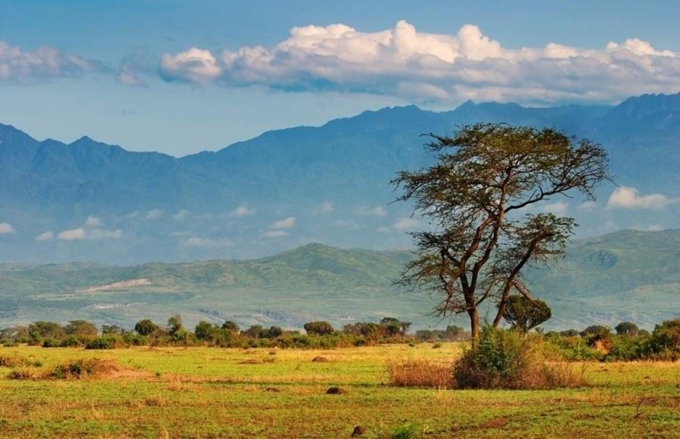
1;231;679;331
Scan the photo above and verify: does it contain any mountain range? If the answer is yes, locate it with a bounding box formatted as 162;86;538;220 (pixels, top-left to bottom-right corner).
1;92;680;264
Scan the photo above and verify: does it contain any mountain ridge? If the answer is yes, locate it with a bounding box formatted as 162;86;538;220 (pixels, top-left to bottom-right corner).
1;92;680;263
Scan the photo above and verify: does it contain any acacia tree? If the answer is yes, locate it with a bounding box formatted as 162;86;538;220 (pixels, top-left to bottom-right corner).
393;123;609;342
501;295;552;333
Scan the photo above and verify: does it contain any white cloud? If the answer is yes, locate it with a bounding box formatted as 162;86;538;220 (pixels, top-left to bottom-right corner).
55;227;122;241
145;209;164;220
607;186;675;209
376;226;393;234
230;205;256;218
393;217;419;231
85;216;102;228
185;237;233;247
263;230;289;238
35;231;54;241
160;48;221;84
57;228;86;241
158;21;680;104
271;216;296;229
315;201;334;214
0;40;99;84
0;222;14;234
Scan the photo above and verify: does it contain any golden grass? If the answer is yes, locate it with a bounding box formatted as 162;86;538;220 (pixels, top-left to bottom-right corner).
386;357;454;389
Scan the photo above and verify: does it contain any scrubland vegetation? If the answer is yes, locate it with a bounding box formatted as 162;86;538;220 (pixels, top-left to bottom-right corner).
0;317;679;437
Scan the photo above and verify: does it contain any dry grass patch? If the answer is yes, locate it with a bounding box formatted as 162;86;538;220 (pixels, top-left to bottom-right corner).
386;357;454;389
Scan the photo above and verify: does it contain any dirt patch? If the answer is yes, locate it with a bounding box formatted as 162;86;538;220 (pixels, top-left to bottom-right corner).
480;417;508;429
312;356;329;362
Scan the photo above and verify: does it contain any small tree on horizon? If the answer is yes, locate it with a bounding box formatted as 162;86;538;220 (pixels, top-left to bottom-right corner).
393;123;609;343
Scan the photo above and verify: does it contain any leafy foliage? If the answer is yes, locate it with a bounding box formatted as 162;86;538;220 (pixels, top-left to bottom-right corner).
394;123;609;340
502;295;552;332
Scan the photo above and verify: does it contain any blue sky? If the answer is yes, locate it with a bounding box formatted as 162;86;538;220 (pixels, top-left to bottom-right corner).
2;0;680;157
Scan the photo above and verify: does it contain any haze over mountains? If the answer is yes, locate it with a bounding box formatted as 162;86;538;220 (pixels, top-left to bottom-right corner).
1;92;680;265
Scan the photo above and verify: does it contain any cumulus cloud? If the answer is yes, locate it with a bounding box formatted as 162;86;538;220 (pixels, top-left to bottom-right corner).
158;20;680;104
35;231;54;241
606;186;676;209
0;222;15;234
230;205;256;218
271;216;296;229
263;230;289;238
0;40;101;84
57;228;86;241
160;48;221;84
185;237;233;247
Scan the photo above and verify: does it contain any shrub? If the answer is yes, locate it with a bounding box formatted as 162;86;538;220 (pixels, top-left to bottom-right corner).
386;358;453;389
303;321;335;336
390;422;421;439
453;325;586;389
85;336;122;350
649;318;680;360
46;359;120;379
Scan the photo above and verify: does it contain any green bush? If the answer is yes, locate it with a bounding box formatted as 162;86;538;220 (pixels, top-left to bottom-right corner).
85;336;121;350
454;325;586;389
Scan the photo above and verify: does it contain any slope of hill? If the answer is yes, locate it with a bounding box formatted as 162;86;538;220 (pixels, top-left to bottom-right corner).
1;230;679;331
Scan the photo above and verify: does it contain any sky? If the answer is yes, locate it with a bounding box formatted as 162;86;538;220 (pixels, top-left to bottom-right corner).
1;0;680;157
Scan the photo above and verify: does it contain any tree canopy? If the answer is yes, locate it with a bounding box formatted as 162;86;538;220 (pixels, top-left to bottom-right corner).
393;123;609;342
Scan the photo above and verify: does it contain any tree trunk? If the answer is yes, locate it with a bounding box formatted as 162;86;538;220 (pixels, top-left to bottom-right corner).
468;307;480;345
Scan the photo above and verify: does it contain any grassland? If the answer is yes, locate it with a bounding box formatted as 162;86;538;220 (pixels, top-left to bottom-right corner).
1;344;679;438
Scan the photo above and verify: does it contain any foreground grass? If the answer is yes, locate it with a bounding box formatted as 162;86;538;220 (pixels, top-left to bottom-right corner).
0;344;679;438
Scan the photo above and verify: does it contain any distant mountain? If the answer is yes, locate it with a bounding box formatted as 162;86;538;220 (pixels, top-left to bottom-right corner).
1;92;680;263
0;230;679;331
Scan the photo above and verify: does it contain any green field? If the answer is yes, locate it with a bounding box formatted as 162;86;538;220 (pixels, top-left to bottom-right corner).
1;344;679;438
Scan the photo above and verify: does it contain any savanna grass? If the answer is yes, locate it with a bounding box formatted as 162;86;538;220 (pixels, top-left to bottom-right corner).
0;344;678;438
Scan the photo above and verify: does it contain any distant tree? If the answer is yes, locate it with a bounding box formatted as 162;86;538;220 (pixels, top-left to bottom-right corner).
615;321;640;336
266;326;283;339
445;325;466;340
380;317;412;336
102;325;127;335
304;321;335;336
134;319;159;336
28;321;65;341
582;325;612;347
560;329;580;337
243;325;264;339
64;320;99;338
222;320;240;333
393;123;609;342
167;315;184;335
501;296;552;333
195;321;219;341
650;318;680;353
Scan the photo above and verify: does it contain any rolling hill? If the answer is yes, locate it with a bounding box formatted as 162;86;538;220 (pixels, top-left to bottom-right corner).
1;230;679;331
